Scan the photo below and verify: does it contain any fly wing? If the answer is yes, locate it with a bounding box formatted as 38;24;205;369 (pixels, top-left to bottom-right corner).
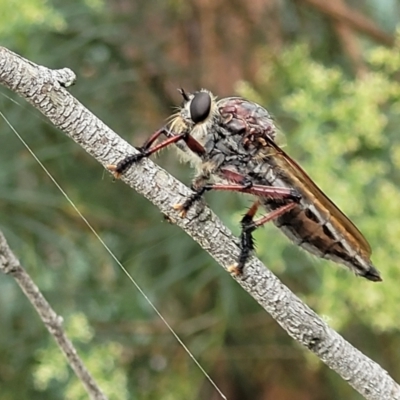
265;138;372;256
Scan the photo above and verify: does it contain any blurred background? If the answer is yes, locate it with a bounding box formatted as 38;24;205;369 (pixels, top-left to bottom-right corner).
1;1;400;399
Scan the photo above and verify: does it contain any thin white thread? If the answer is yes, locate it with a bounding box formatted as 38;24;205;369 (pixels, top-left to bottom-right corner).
0;108;227;400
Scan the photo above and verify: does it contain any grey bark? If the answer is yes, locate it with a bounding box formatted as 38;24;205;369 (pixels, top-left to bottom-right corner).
0;46;399;400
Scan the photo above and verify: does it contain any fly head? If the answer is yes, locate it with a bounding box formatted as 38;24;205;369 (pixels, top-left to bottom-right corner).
169;89;217;140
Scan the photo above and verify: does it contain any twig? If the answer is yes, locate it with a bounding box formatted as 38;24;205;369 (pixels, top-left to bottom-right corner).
0;230;108;400
0;46;399;400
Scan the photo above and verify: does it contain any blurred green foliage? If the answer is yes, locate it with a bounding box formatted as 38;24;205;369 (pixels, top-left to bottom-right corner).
0;0;65;38
34;313;128;400
1;1;400;399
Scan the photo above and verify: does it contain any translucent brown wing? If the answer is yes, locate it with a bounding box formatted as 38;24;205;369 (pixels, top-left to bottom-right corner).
265;137;372;255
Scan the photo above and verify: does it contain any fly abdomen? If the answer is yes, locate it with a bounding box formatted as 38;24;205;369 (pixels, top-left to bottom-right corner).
262;199;381;281
267;201;330;257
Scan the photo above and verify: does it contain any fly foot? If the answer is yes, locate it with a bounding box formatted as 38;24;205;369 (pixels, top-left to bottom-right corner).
107;150;147;179
107;164;122;179
173;185;209;218
172;203;189;218
228;263;243;276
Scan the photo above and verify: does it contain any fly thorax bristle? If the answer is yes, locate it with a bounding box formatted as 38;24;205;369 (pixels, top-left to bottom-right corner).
201;160;218;175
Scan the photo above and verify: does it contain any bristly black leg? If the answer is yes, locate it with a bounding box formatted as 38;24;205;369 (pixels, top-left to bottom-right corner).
173;183;214;217
108;129;192;178
114;126;171;175
236;212;257;274
113;147;148;176
229;201;298;276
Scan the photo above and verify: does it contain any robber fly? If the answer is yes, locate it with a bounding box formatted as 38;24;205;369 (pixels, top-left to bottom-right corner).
108;89;381;282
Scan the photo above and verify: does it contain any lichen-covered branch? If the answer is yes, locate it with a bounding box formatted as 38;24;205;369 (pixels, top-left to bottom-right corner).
0;46;399;400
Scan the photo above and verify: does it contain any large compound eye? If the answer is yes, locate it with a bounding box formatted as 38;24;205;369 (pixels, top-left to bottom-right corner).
190;92;211;123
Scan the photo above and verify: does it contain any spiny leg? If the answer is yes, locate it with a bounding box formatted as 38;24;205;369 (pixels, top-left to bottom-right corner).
228;202;298;276
173;166;299;216
108;128;183;178
173;172;212;217
174;180;300;217
107;128;206;178
234;200;260;275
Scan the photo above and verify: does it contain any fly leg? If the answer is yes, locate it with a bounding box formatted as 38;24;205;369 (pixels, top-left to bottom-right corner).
173;172;213;217
107;127;205;178
230;200;260;276
229;201;298;276
108;126;169;177
174;177;300;217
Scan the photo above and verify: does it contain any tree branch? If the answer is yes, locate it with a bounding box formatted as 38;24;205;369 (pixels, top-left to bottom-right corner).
0;230;108;400
0;46;399;400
